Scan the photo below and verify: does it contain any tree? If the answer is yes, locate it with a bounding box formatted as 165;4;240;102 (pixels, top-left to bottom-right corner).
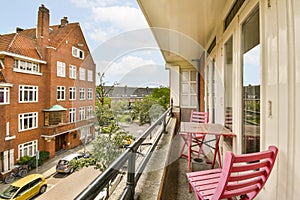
96;72;119;106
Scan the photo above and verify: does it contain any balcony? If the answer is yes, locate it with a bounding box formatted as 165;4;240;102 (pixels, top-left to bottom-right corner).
75;108;216;200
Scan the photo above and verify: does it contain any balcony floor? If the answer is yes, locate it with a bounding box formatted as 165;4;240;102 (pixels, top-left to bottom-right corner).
162;133;218;200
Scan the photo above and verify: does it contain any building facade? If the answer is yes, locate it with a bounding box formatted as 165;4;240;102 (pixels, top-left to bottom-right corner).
0;5;96;174
138;0;300;199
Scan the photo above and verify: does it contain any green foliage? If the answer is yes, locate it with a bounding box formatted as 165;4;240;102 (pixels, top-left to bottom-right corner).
150;86;170;109
17;156;32;165
39;151;50;162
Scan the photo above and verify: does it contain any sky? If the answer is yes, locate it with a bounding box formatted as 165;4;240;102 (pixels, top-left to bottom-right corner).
0;0;168;87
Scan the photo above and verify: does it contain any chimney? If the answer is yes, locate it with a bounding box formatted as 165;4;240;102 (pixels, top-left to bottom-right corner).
37;4;49;57
60;17;69;27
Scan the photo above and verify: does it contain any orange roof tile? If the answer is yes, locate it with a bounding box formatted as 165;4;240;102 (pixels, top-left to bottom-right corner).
0;22;80;59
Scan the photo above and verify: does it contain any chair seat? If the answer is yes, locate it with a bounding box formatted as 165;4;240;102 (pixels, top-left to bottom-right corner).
186;146;278;200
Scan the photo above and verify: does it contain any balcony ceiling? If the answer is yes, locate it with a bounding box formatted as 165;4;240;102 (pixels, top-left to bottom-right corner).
137;0;229;66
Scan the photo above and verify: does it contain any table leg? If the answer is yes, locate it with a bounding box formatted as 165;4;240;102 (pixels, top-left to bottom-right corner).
188;132;192;193
211;135;221;169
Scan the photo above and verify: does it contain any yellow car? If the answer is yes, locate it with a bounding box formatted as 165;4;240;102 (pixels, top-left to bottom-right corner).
0;174;47;200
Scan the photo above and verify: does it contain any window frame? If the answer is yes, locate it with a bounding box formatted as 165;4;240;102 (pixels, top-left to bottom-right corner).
79;107;85;121
18;140;38;159
19;85;38;103
79;67;86;81
72;46;85;60
57;86;66;101
0;87;10;104
79;88;85;100
69;108;76;123
69;87;76;100
87;70;93;82
57;61;66;77
87;88;93;100
69;65;77;79
18;112;38;132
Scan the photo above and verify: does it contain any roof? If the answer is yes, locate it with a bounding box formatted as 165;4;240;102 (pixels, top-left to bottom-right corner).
11;174;45;187
43;104;67;112
104;86;154;98
0;23;80;60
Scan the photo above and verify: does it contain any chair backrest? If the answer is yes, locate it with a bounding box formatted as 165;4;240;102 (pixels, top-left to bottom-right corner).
213;146;278;200
190;110;209;123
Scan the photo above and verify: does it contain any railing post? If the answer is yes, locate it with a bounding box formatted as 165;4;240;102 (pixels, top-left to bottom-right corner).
163;113;167;134
120;148;136;200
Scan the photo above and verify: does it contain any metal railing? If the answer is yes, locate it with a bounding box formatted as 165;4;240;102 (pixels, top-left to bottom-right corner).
75;108;172;200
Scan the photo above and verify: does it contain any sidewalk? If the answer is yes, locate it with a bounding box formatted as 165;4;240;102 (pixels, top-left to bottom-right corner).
0;144;89;192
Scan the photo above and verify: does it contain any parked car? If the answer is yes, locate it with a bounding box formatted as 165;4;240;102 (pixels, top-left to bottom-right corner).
0;174;47;200
56;153;84;174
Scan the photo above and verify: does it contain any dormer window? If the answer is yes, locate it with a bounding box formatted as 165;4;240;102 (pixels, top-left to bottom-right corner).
14;59;40;73
72;46;84;60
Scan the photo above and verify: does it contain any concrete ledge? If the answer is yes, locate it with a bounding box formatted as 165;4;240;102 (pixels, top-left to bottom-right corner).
109;117;177;199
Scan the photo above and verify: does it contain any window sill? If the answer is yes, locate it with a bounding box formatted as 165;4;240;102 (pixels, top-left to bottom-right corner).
13;68;42;76
5;135;16;141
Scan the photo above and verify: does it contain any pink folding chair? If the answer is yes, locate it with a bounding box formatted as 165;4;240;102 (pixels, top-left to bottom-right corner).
180;111;209;159
187;145;278;200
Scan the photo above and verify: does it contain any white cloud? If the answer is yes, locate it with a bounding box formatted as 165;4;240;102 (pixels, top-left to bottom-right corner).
91;6;148;30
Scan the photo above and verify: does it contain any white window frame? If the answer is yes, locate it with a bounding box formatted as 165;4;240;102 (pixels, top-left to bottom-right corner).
69;108;76;123
0;87;10;104
69;65;77;79
18;112;38;132
57;86;66;101
13;59;40;74
69;87;76;100
72;46;85;60
79;88;85;100
79;67;86;81
18;140;38;159
19;85;38;103
87;106;93;118
79;107;85;121
181;69;198;108
57;61;66;77
87;88;93;100
88;70;93;82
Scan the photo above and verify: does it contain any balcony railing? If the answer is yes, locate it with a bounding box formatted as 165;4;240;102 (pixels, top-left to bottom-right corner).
75;108;172;200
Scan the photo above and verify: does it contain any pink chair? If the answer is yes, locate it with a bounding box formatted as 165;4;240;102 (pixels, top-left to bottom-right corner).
180;111;209;159
187;146;278;200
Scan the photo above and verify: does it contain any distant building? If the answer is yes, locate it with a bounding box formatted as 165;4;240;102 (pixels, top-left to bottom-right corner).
104;86;154;103
0;4;96;174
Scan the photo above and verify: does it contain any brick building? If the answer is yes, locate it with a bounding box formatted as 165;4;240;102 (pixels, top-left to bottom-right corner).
0;4;96;174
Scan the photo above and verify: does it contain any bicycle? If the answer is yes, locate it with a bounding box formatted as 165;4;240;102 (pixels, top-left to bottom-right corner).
4;165;28;184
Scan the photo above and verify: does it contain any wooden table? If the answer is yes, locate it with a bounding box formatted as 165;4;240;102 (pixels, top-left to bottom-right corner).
180;122;235;172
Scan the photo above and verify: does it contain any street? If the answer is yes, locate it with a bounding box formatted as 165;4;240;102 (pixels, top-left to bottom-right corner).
35;167;102;200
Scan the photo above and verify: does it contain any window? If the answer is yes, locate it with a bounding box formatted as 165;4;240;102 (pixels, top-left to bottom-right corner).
79;67;86;80
69;65;77;79
57;86;65;100
79;88;85;100
224;37;233;131
1;149;14;172
79;107;85;121
19;85;38;103
181;69;198;108
80;126;90;140
72;46;85;59
87;88;93;100
241;7;260;153
0;87;10;104
69;108;76;123
69;87;76;100
13;59;40;74
19;112;38;132
87;106;93;118
88;70;93;82
57;61;66;77
18;140;38;158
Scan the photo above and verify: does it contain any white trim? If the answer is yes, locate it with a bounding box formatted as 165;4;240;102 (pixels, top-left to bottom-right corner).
0;51;47;64
0;83;13;87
